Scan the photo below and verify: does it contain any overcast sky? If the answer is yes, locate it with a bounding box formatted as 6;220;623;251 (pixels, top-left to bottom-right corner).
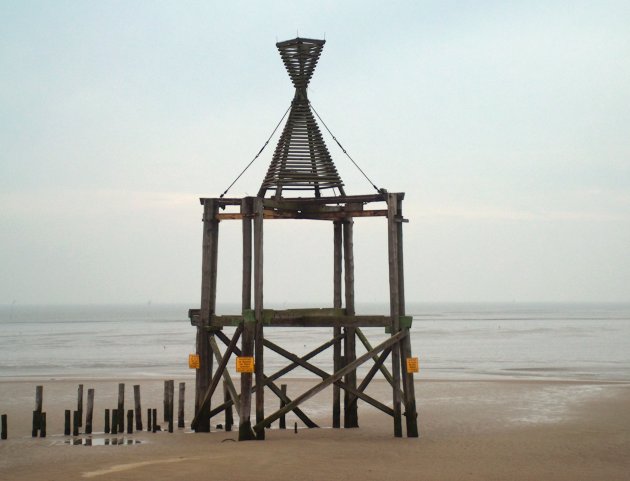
1;0;629;305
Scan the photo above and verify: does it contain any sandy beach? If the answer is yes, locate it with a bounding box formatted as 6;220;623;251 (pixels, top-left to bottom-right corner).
1;378;628;481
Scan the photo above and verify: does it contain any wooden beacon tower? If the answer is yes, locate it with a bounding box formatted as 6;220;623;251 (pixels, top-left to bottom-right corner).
189;37;418;440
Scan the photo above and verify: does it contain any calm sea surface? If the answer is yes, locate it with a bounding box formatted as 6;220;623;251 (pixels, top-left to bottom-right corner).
1;303;629;381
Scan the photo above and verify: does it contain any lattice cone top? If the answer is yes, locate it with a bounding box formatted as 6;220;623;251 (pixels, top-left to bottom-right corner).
277;37;325;90
258;37;345;198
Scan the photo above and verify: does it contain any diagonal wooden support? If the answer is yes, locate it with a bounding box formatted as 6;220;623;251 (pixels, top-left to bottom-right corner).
215;329;318;428
191;325;242;430
348;347;392;410
263;339;393;417
253;331;407;433
210;337;240;417
356;328;396;388
210;332;343;418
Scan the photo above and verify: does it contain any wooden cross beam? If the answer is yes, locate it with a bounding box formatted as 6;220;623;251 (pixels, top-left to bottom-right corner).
253;331;407;434
210;338;240;417
263;339;394;417
209;332;344;418
355;328;398;391
214;329;318;429
191;325;243;430
347;347;392;411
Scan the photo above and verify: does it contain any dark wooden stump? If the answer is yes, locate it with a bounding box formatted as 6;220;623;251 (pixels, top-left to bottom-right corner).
104;409;110;434
134;385;143;431
85;389;94;435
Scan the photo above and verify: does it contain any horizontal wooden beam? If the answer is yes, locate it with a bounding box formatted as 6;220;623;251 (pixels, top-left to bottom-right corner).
214;209;388;221
189;310;391;328
199;193;402;209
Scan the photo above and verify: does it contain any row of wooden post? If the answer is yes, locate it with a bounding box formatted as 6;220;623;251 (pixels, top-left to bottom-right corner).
16;381;187;439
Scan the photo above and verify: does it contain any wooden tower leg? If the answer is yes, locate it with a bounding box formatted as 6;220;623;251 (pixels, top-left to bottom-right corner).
343;218;359;428
239;197;256;441
253;197;265;440
396;196;419;437
332;221;342;428
195;199;219;432
387;193;403;437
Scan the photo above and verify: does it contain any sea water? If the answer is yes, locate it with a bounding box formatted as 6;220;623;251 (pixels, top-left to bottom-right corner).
0;302;628;381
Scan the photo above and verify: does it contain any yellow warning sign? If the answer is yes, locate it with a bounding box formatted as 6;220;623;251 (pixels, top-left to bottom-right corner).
188;354;200;369
236;356;255;373
406;357;419;373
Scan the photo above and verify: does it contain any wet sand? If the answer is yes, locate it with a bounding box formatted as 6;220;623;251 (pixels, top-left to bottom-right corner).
1;378;629;480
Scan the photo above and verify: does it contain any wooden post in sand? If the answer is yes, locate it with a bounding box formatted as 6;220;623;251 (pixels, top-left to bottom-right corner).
39;413;46;438
111;410;118;435
73;410;80;436
343;219;359;428
332;220;343;429
1;414;7;440
127;410;133;434
77;384;84;427
32;385;43;437
223;381;232;432
253;197;265;440
195;199;219;433
178;382;186;428
65;410;71;435
387;192;403;438
117;383;125;433
167;380;175;430
279;384;287;429
134;385;143;431
396;195;419;438
239;197;255;441
147;408;152;432
152;408;158;432
85;389;94;435
104;409;110;434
